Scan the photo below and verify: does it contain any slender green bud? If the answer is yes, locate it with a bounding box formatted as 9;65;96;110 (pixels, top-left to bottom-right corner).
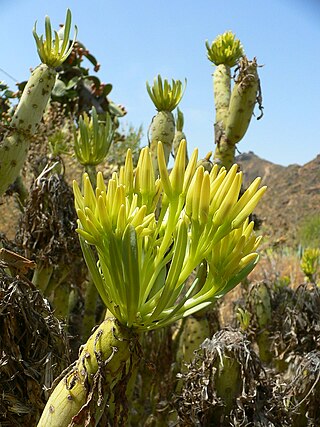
74;107;114;166
33;9;77;68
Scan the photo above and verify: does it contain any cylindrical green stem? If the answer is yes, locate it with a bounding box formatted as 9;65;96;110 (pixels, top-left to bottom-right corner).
176;314;210;368
0;64;56;196
37;317;136;427
212;63;234;170
224;58;259;145
175;313;210;393
149;110;175;176
84;165;97;187
212;353;242;421
32;262;54;294
250;282;273;364
82;279;99;340
213;64;231;126
53;282;71;320
213;134;236;170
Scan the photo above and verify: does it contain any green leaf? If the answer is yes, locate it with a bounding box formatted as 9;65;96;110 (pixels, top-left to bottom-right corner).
214;257;259;299
66;76;79;89
52;79;67;97
85;75;101;89
102;83;112;97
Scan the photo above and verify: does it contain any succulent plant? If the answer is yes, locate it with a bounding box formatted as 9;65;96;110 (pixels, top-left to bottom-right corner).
206;31;262;170
300;247;320;283
206;31;243;130
175;329;289;426
38;140;265;425
0;9;77;197
73;106;114;168
147;75;186;175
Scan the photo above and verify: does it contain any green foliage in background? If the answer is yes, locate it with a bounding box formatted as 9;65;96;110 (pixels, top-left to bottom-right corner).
298;215;320;248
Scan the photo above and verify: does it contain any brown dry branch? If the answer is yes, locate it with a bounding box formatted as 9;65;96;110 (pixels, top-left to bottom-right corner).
175;329;290;426
0;271;70;426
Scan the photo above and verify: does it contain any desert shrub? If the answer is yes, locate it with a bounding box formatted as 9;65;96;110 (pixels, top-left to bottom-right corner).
300;248;320;283
298;215;320;249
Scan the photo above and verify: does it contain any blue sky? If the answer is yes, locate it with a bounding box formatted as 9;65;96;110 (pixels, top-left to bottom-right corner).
1;0;320;166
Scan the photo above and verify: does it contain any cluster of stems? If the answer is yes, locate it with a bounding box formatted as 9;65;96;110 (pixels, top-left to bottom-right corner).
206;31;262;170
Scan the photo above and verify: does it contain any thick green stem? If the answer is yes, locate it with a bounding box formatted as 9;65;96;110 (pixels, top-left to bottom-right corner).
53;282;71;320
0;64;56;196
32;263;54;294
149;110;175;176
250;282;273;363
212;64;233;170
84;165;97;187
212;354;242;422
82;279;99;340
213;134;236;170
37;317;137;427
224;58;259;145
213;64;231;126
175;313;210;393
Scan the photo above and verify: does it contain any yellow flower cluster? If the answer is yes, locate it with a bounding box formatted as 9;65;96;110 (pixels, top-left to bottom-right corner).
33;9;77;67
146;75;186;112
73;107;114;166
73;141;266;330
206;31;244;67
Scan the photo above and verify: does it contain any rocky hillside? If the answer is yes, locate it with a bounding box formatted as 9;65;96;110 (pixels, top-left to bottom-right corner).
236;151;320;246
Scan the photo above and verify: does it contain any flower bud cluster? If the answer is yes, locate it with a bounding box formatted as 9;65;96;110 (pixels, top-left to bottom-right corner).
73;141;266;329
33;9;77;68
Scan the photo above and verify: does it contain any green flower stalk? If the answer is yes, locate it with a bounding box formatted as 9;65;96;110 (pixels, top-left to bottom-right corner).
147;75;186;175
0;9;77;197
39;141;266;425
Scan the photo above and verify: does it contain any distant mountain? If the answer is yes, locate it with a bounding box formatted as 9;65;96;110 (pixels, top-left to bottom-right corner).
236;151;320;246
